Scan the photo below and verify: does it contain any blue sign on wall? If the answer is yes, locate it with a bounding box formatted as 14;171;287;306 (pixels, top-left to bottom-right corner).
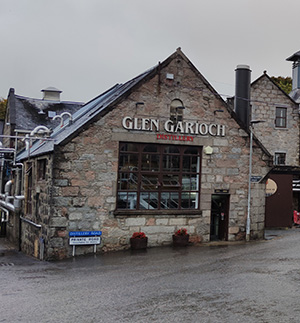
69;231;102;237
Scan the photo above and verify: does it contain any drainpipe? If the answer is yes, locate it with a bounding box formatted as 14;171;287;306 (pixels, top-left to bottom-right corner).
12;163;24;251
13;163;24;195
4;180;13;203
4;179;12;193
1;208;9;222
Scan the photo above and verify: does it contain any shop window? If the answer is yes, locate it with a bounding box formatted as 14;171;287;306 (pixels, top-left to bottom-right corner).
274;152;286;165
37;159;47;181
117;142;201;211
170;99;184;123
275;107;287;128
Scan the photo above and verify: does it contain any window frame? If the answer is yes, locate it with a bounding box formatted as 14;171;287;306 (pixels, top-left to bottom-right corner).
116;142;202;213
25;162;33;215
275;107;287;128
170;99;184;124
274;152;286;165
37;158;47;181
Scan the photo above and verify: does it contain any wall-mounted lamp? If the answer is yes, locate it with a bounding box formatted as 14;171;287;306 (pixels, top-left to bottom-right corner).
204;146;213;155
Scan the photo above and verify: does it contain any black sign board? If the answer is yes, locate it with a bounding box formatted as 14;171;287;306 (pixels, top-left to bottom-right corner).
214;189;229;194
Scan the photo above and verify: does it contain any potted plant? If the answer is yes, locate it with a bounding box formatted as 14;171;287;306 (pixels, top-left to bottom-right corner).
172;228;189;247
130;232;148;250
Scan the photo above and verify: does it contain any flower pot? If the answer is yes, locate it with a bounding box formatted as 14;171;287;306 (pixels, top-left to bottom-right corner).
172;234;189;247
130;237;148;250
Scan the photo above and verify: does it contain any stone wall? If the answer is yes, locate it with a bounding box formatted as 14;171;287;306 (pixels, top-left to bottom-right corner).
3;52;270;260
41;53;271;259
18;155;53;259
251;75;299;166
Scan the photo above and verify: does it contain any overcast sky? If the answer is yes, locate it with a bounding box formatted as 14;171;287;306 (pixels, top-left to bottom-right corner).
0;0;299;103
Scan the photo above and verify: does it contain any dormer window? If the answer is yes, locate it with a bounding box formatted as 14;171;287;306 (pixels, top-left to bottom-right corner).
170;99;184;123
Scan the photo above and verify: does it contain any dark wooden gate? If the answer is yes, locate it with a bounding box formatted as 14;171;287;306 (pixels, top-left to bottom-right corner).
265;174;293;228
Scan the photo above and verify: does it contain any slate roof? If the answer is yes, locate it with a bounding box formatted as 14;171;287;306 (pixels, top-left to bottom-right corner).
7;88;84;131
16;48;272;162
17;65;156;161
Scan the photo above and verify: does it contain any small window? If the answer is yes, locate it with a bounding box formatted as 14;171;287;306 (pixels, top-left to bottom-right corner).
170;99;184;123
37;159;47;180
26;163;33;215
275;107;287;128
274;153;286;165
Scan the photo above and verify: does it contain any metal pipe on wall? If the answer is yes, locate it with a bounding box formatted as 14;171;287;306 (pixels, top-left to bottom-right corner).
234;65;251;128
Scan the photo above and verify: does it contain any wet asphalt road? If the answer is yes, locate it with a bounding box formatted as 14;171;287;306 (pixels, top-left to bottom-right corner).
1;229;300;323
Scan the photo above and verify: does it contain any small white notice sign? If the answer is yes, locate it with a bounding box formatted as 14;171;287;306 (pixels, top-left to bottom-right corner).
69;237;101;245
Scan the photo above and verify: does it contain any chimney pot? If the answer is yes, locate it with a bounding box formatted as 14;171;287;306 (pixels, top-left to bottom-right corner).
41;87;62;101
234;65;251;128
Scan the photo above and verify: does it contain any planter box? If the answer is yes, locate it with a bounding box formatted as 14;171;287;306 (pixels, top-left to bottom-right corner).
172;234;189;247
130;237;148;250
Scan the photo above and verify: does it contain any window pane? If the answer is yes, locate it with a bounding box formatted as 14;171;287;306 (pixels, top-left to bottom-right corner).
118;172;138;190
141;154;160;171
119;153;138;171
143;145;158;153
160;192;179;209
141;174;159;190
191;156;199;172
37;159;47;180
140;192;158;209
164;146;179;154
184;147;198;155
163;154;180;171
120;143;138;152
26;163;33;215
182;175;198;191
275;153;286;165
181;192;197;209
275;108;287;128
183;155;200;172
117;192;137;209
162;175;180;190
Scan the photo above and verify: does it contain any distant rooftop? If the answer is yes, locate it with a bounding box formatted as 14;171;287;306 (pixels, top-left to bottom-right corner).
7;88;84;132
41;87;62;93
286;51;300;61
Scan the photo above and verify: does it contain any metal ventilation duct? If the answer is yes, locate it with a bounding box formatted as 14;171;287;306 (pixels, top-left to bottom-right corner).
234;65;251;128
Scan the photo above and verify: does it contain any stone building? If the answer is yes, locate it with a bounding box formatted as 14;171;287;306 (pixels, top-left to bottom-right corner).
251;72;299;166
3;87;84;148
250;59;300;227
0;87;84;242
4;48;272;260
